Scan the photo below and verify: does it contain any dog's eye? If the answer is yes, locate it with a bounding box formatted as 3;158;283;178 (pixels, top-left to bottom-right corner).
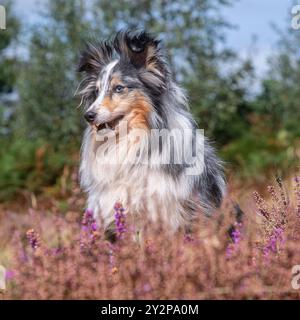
114;85;125;93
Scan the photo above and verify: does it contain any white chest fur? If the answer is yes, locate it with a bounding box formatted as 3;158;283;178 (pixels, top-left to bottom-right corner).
80;128;195;230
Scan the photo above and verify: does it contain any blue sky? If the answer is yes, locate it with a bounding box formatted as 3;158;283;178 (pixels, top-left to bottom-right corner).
223;0;294;76
14;0;294;76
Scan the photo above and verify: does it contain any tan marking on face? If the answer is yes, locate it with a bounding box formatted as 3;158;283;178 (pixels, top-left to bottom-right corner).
96;72;152;132
110;74;122;88
106;90;151;127
100;73;127;112
124;95;152;149
126;93;152;130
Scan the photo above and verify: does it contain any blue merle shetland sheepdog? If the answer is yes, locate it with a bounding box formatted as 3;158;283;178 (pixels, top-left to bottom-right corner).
77;30;226;237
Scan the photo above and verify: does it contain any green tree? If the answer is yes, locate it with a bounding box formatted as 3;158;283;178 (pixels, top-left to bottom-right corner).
16;0;90;144
255;25;300;139
256;21;300;166
0;0;20;136
0;1;91;200
0;0;19;93
223;20;300;178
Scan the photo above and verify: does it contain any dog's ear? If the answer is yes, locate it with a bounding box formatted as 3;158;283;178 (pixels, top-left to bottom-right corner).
77;41;113;73
114;30;166;78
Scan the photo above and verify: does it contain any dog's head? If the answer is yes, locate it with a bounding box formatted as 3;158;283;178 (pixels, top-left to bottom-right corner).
77;30;170;134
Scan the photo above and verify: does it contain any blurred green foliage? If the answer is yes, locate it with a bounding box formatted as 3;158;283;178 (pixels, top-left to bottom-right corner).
0;138;73;199
16;0;90;143
0;0;299;201
0;1;19;93
222;23;300;178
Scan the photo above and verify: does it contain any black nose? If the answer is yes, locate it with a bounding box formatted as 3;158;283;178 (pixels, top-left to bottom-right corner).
84;111;96;123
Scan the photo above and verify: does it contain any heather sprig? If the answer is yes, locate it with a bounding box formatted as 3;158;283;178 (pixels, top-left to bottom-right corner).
26;229;41;250
184;233;194;243
80;208;99;248
253;191;270;221
81;208;96;231
266;185;287;228
226;222;243;258
114;202;126;239
253;178;290;257
275;176;288;225
276;176;288;208
294;176;300;218
263;227;285;257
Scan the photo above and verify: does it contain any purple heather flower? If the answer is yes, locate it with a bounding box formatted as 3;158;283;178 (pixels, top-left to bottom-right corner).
114;202;126;239
5;270;16;280
81;209;95;227
91;222;97;232
26;229;40;250
232;224;242;244
80;209;99;249
226;222;242;258
184;233;194;243
143;283;152;293
295;176;300;218
263;227;284;257
81;209;98;232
